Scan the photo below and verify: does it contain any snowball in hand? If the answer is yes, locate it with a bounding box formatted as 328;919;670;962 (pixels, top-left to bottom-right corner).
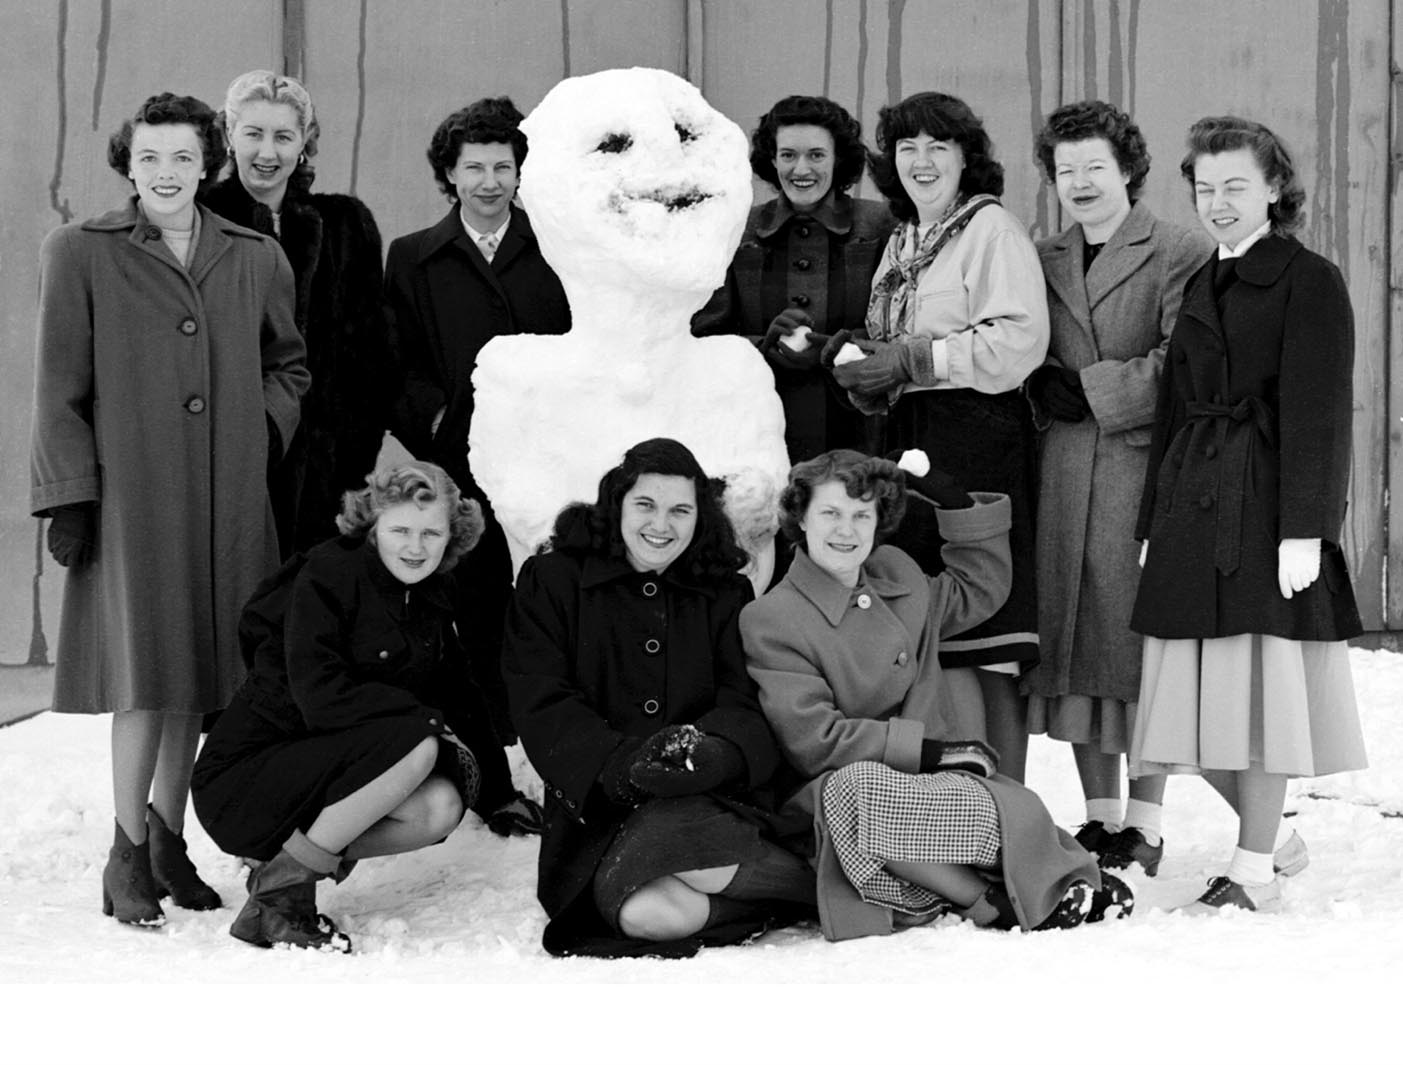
780;325;812;352
832;343;867;366
897;450;931;477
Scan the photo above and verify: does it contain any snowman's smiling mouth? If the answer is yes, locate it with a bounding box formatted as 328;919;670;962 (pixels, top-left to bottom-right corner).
612;186;713;213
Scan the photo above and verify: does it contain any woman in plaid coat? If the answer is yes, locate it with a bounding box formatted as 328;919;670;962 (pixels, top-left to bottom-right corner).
741;450;1129;940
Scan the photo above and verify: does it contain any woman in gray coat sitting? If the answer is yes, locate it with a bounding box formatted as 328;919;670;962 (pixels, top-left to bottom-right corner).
740;450;1131;940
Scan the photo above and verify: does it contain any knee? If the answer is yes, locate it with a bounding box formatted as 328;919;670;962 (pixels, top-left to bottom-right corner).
420;777;465;838
616;878;708;941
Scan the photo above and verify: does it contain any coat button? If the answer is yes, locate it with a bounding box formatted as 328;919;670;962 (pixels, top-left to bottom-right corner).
553;787;563;798
566;799;576;809
897;650;909;666
378;649;389;659
184;396;206;414
644;638;661;654
797;225;811;238
856;593;871;609
642;698;660;715
795;258;812;270
143;225;162;240
428;718;438;727
641;581;658;598
1205;444;1218;459
1212;393;1223;404
178;318;198;336
792;294;811;307
1199;493;1213;509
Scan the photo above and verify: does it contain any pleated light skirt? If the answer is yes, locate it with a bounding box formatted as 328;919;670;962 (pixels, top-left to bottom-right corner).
1129;633;1366;778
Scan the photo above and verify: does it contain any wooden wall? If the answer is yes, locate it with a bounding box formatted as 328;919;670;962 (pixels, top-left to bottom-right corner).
1;0;1395;665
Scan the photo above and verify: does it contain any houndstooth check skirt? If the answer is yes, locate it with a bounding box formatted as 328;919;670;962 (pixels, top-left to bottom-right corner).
821;761;1001;917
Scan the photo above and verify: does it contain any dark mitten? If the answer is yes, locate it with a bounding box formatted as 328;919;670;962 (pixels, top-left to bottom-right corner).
1026;363;1091;422
919;738;1000;777
817;328;855;368
46;503;97;568
884;450;974;510
629;727;746;798
760;308;818;371
599;738;648;806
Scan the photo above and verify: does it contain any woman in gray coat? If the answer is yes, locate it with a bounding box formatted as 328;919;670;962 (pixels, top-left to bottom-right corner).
29;93;308;927
1023;102;1211;875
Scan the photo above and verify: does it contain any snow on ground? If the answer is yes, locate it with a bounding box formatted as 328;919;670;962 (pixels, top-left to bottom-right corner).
1;651;1400;1063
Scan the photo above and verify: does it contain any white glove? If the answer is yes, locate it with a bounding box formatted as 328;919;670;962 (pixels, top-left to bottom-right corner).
1138;540;1148;568
1277;538;1321;599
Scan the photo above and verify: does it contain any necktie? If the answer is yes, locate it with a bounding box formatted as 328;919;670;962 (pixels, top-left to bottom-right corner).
478;232;499;262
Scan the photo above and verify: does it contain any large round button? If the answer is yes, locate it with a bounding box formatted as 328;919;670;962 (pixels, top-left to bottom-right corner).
143;225;162;240
378;649;389;659
795;258;812;270
184;396;206;414
641;581;658;597
1205;444;1219;459
427;718;438;728
897;650;909;666
644;638;661;654
856;593;871;609
179;318;198;336
1199;493;1214;510
792;294;811;308
796;225;811;238
642;698;660;715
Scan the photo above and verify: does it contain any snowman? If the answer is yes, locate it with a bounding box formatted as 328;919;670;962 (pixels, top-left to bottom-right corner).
468;67;789;580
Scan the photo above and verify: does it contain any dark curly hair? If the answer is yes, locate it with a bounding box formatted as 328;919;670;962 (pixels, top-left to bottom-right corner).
1035;99;1150;202
427;96;527;200
546;438;748;583
868;92;1004;223
337;461;483;574
778;449;906;545
749;95;867;194
1179;115;1305;234
107;93;226;194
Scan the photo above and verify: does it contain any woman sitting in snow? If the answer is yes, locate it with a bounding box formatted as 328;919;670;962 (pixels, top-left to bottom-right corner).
503;438;815;957
192;461;489;953
739;450;1132;940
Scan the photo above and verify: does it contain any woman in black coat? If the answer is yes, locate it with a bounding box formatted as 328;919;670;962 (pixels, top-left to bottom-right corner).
692;95;892;464
202;70;395;556
192;462;486;952
503;438;814;957
1131;117;1368;914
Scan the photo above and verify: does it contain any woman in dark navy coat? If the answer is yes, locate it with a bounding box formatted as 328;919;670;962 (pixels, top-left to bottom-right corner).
1131;117;1367;914
503;438;813;957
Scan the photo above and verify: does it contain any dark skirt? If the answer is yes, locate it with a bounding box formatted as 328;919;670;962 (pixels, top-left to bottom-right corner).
191;689;441;860
885;387;1039;670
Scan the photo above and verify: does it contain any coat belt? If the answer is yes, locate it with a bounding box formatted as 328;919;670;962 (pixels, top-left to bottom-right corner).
1185;396;1276;575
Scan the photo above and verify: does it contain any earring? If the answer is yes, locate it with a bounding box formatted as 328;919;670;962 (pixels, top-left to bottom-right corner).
298;152;307;166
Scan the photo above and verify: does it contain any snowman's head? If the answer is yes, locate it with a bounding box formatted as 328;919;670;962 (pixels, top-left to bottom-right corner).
519;67;751;296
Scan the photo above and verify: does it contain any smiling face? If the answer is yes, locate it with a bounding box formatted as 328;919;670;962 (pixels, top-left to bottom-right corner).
620;473;698;574
801;480;876;587
453;141;519;232
1053;137;1131;242
896;132;965;223
518;67;752;295
1192;147;1278;250
774;124;836;210
373;499;450;584
231;99;305;209
128;122;206;229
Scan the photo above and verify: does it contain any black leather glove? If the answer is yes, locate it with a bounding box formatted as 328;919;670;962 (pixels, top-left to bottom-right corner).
46;503;97;568
760;309;819;371
599;737;648;806
629;724;747;798
1026;363;1091;422
919;738;1000;777
884;450;974;510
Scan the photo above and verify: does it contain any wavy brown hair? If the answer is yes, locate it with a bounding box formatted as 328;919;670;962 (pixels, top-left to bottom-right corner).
108;93;226;194
1180;115;1306;234
778;449;906;544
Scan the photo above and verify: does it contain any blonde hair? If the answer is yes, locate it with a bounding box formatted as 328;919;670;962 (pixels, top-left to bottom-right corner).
223;70;320;184
337;462;483;572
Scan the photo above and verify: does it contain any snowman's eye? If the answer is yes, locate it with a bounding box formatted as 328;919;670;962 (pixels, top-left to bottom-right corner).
675;122;696;143
597;132;632;154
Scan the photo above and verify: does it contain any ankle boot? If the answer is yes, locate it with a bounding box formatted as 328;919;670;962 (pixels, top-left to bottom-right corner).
229;830;351;953
101;820;166;927
147;805;222;910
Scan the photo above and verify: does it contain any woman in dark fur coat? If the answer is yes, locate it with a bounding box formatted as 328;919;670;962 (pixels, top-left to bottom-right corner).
203;70;396;556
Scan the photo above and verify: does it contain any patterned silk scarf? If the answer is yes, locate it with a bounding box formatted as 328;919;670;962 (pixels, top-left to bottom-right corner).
865;193;999;341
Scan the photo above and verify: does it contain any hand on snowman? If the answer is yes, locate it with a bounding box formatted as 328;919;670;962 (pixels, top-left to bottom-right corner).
1278;538;1322;599
760;309;820;371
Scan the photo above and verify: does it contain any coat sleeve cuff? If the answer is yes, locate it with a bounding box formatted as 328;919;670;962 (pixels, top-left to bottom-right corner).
883;717;924;773
31;475;100;517
935;492;1011;541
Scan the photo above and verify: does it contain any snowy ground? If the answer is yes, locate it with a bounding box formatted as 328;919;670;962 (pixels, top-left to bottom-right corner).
2;651;1400;1064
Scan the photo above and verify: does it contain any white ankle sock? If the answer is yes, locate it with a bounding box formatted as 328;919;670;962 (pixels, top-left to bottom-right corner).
1273;821;1293;851
1122;799;1163;846
1227;847;1274;886
1086;799;1122;831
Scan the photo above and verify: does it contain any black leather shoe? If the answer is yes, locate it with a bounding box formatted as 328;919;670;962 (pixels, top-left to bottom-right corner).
1099;827;1164;877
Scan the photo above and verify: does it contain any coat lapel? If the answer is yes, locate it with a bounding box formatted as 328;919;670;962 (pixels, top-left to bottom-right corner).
1040;227;1094;345
1085;200;1155;310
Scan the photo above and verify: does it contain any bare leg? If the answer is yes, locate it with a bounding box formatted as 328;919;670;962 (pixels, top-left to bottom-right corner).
1128;771;1167;806
111;711;163;842
1072;744;1122;802
150;713;204;834
303;737;440;854
980;672;1028;783
673;864;740;894
617;875;713;940
1234;766;1287;853
884;858;988;907
1203;768;1239;811
343;775;465;859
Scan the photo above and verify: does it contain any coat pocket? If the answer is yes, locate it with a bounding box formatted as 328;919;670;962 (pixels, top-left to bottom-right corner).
350;627;409;673
1121;426;1152;449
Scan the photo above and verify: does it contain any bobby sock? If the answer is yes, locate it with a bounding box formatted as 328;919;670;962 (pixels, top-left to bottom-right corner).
1226;847;1274;886
1122;799;1163;846
1085;798;1122;832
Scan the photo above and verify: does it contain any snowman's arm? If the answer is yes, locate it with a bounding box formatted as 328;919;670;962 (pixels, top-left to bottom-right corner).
691;264;745;340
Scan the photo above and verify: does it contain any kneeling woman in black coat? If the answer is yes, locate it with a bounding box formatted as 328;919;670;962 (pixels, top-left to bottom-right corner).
193;461;486;952
504;438;815;957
